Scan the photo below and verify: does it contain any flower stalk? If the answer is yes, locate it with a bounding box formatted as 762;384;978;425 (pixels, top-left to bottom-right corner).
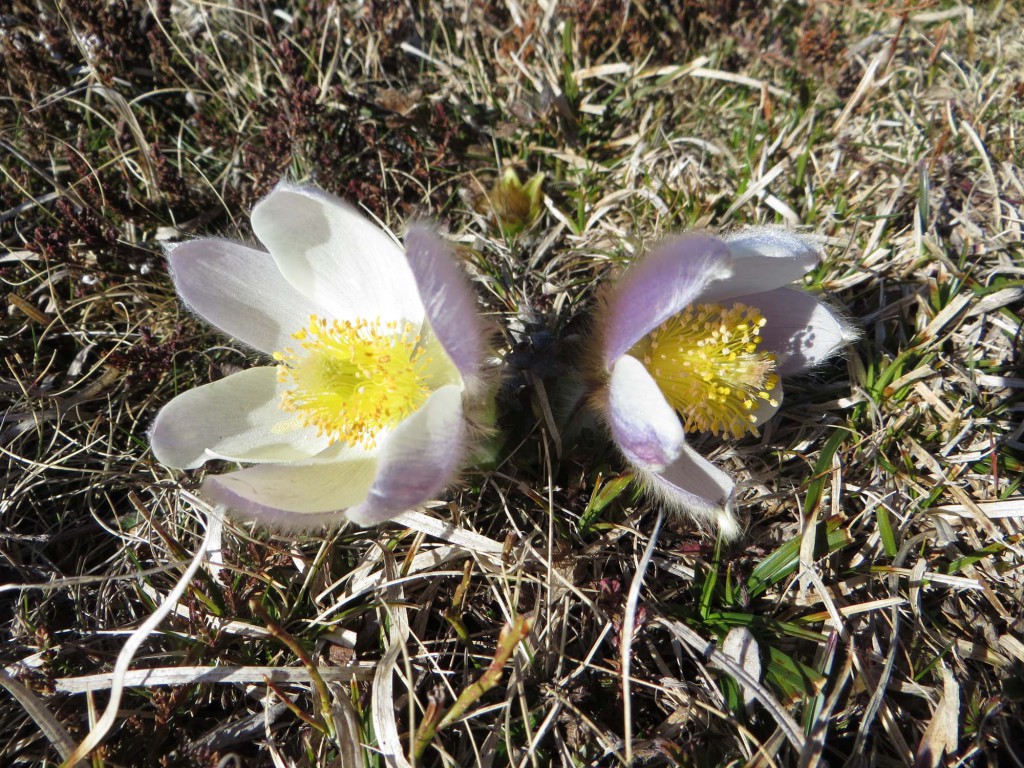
249;597;336;740
412;615;532;759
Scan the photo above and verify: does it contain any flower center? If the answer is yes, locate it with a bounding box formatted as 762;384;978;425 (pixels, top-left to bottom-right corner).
274;316;432;448
632;302;778;438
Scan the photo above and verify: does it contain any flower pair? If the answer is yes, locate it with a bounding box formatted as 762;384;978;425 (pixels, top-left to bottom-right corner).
151;182;851;537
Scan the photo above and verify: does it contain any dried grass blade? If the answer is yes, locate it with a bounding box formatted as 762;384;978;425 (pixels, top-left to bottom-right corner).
721;162;787;222
59;515;214;767
914;664;959;767
0;669;83;766
654;617;806;754
372;545;413;768
392;510;505;554
330;681;368;768
798;641;854;768
622;509;664;764
55;664;376;694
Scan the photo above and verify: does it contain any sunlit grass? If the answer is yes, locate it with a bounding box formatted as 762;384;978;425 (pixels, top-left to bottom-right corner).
2;1;1023;766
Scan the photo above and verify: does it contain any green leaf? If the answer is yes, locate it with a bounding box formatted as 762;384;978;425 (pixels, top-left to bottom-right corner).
765;646;825;704
945;540;1009;575
803;428;851;516
719;674;743;714
747;518;853;599
579;473;633;532
699;536;727;620
876;506;898;558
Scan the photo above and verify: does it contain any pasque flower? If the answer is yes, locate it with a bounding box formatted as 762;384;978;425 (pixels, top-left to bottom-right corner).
591;229;853;538
151;182;487;528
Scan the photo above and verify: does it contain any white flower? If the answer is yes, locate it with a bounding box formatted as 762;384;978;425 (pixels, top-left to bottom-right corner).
592;228;855;538
151;182;487;528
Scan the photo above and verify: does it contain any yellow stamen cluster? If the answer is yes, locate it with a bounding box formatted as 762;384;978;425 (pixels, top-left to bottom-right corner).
274;316;432;448
632;302;778;438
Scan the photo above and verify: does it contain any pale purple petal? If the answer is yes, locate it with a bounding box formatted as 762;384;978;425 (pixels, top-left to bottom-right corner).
151;367;331;469
168;239;322;354
202;446;379;530
601;235;733;367
607;354;684;470
637;444;739;538
740;287;854;374
404;226;485;381
699;228;820;303
251;183;423;324
347;384;465;526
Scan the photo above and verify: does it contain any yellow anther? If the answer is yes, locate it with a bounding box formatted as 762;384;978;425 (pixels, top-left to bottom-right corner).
630;302;778;438
275;316;431;448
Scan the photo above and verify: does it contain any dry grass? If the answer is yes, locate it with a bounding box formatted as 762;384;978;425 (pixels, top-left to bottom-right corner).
2;0;1023;766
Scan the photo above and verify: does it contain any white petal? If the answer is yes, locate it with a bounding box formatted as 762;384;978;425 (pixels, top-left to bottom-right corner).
606;355;684;471
202;446;379;530
742;287;855;374
150;367;331;469
347;384;466;526
638;444;739;538
168;239;322;354
701;228;820;302
749;381;784;428
417;332;463;391
250;183;424;324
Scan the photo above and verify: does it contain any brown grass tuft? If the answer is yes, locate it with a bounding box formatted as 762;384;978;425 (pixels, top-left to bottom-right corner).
2;1;1023;766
